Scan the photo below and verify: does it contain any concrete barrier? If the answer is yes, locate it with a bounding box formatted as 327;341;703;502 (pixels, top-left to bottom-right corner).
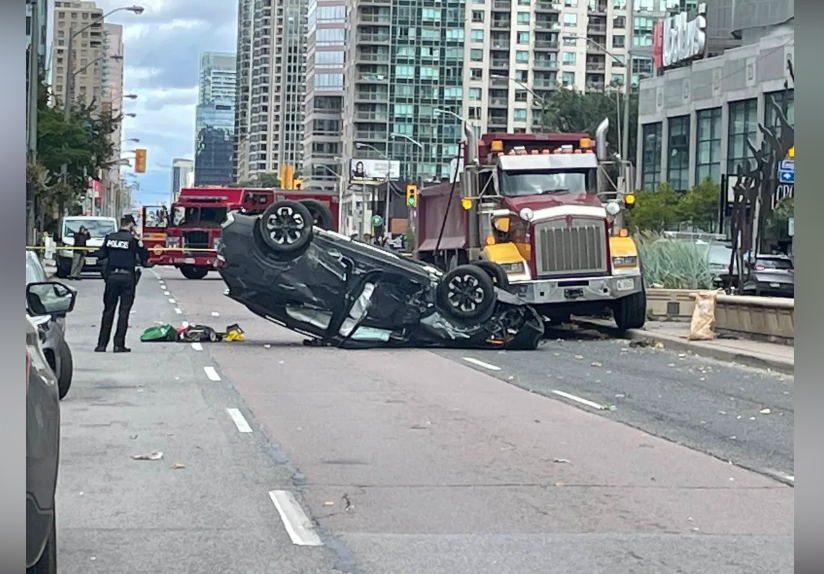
714;294;794;345
645;288;696;321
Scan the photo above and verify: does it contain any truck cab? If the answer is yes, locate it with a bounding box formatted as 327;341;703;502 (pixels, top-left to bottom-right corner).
416;120;645;330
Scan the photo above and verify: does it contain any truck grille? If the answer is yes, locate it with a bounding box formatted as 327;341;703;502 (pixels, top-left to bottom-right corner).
533;218;608;277
182;231;210;249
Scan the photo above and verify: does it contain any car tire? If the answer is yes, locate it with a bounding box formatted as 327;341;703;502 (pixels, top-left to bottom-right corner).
27;512;57;574
259;200;314;254
180;265;209;280
613;290;646;331
470;260;510;290
438;264;497;321
299;199;335;230
57;340;73;400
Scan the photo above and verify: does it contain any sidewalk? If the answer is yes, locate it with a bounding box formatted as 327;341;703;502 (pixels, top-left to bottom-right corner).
577;319;794;376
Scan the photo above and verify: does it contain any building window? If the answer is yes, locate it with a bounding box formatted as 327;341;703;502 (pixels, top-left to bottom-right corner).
612;35;625;48
471;29;484;42
517;31;530;44
613;16;626;28
472;10;484;23
563;14;577;27
514;109;527;121
517;12;530;25
470;48;483;61
469;87;482;100
562;52;576;65
727;98;758;175
695;107;722;184
641;122;662;191
561;71;575;86
667;115;690;192
516;50;529;63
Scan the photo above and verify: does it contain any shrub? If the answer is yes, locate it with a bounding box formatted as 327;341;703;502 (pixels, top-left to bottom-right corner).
635;233;715;290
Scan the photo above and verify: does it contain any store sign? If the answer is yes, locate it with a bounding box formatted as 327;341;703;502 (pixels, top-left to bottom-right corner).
654;3;707;70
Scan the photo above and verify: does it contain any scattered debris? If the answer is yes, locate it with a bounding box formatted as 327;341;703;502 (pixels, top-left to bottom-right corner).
553;458;571;464
172;463;185;470
574;354;584;359
759;408;771;414
323;501;335;507
264;344;271;349
129;434;138;440
211;311;220;317
342;493;353;512
591;361;602;367
132;451;163;461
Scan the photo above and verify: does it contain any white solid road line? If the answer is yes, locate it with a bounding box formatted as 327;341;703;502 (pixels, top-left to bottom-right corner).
164;291;171;295
203;366;221;381
268;490;324;546
168;298;176;304
175;308;182;314
192;342;203;351
462;357;501;371
551;389;609;410
226;408;253;433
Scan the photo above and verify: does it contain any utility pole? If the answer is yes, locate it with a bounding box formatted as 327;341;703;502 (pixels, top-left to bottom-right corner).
622;0;634;172
26;0;41;244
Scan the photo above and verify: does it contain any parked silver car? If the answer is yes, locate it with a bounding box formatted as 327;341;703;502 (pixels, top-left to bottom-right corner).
26;251;75;399
740;254;794;298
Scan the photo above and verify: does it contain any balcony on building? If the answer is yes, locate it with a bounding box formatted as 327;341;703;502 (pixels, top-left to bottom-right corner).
491;16;511;30
586;42;607;55
357;48;390;64
358;64;390;84
360;0;392;5
354;104;389;123
488;90;509;109
492;0;511;11
534;57;557;70
585;57;606;73
535;1;561;13
490;58;509;71
359;7;391;24
535;35;560;51
488;113;508;130
585;77;606;91
490;76;510;88
587;0;608;14
354;87;389;102
533;73;557;89
357;28;391;44
354;129;388;142
491;32;511;50
535;15;560;31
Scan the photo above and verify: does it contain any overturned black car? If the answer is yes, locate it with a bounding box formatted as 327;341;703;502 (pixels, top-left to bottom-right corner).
216;199;544;349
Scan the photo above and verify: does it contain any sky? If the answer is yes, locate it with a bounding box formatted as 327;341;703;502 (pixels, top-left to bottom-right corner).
93;0;238;206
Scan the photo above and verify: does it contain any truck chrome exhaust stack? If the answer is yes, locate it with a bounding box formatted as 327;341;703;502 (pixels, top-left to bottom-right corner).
464;123;478;165
595;118;609;161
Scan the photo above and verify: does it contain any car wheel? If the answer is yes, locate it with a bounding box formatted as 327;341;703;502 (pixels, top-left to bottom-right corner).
57;340;73;400
259;200;314;253
27;512;56;574
180;265;209;280
438;264;497;321
469;260;510;290
613;290;646;331
299;199;335;230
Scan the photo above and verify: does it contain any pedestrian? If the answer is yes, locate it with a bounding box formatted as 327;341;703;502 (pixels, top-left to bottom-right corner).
69;225;91;280
93;216;150;353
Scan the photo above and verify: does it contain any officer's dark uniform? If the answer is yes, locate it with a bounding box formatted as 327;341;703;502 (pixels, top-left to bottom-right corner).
94;220;150;353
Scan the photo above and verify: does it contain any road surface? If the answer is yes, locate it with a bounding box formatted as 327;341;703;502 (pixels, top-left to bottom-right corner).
55;267;794;573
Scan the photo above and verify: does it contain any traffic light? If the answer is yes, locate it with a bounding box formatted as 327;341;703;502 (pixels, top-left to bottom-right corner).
134;148;147;173
406;183;418;208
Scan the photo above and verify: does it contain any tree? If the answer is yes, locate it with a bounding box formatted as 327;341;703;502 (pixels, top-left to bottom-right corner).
676;176;721;232
233;172;281;188
626;182;681;233
541;87;638;165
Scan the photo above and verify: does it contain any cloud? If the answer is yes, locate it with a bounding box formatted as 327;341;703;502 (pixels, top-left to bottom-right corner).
94;0;238;206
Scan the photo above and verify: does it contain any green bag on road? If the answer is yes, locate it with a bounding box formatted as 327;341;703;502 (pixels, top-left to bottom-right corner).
140;324;179;342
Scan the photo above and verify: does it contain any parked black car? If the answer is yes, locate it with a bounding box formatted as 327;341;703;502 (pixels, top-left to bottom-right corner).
27;280;78;574
217;200;544;349
27;251;75;399
740;254;794;298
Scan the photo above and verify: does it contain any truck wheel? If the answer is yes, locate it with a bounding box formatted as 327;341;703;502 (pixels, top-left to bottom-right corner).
27;511;56;574
613;290;646;331
470;260;510;290
180;265;209;280
438;265;497;321
259;200;314;254
299;199;335;230
57;340;73;400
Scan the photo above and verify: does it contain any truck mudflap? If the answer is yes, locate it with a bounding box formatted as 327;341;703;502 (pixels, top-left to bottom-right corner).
507;273;643;306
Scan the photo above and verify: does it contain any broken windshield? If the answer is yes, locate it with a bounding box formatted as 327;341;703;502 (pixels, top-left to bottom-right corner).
173;206;229;226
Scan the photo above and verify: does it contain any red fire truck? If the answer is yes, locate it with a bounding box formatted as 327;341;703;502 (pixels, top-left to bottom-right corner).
142;187;339;279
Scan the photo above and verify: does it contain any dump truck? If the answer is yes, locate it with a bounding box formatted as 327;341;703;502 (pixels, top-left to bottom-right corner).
414;120;645;330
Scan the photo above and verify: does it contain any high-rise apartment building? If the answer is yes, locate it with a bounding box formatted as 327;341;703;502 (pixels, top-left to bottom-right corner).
194;51;236;186
233;0;308;186
342;0;466;183
51;1;105;109
26;0;48;72
302;0;346;191
171;158;195;201
101;23;124;216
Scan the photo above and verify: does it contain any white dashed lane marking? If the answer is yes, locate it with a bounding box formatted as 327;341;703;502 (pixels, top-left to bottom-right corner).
191;342;203;351
226;408;253;433
203;366;220;381
174;308;182;314
551;389;610;411
268;490;324;546
462;357;501;371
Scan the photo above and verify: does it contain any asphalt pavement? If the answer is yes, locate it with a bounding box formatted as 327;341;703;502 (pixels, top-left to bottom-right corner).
54;267;794;573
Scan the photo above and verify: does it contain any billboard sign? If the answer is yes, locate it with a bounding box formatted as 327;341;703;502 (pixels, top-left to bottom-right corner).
654;2;707;70
349;158;401;184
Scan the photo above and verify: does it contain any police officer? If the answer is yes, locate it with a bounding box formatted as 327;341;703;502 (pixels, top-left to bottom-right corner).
94;216;150;353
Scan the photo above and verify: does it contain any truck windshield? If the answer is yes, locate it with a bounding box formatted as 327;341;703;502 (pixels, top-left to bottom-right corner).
174;206;228;227
498;169;593;197
63;220;116;238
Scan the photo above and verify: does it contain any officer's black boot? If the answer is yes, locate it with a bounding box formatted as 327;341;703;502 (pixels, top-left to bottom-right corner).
113;346;131;353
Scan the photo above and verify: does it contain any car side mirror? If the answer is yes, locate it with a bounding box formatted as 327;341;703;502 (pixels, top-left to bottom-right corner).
26;281;77;317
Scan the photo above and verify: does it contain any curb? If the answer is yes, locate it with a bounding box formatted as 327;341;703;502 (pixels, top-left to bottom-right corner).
575;319;795;376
